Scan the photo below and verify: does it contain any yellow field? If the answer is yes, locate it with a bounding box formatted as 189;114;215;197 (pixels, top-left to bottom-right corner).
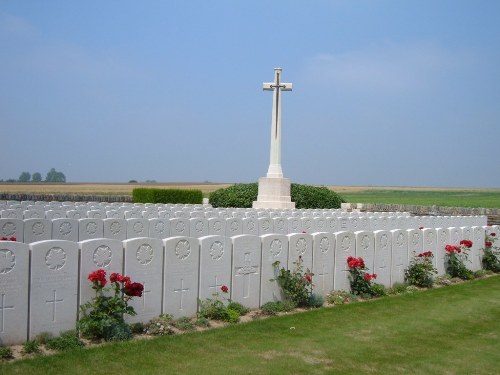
0;182;496;196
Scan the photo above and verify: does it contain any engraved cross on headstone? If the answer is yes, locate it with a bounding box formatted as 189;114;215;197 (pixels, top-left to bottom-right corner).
317;264;328;292
141;281;151;310
235;252;259;298
263;67;292;178
174;278;190;310
46;290;63;322
0;294;14;332
208;275;223;296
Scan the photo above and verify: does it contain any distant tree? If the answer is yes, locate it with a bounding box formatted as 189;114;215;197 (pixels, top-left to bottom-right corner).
128;180;138;183
18;172;31;182
32;172;42;182
45;168;66;183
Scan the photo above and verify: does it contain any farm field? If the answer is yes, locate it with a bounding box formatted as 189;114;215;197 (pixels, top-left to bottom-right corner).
2;276;500;375
1;183;499;208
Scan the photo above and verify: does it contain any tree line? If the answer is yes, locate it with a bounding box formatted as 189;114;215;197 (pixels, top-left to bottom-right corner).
1;168;66;183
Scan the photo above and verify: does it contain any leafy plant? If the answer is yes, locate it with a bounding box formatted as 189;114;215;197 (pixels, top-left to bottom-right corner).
405;251;437;288
260;300;296;315
144;315;175;336
307;293;325;308
198;285;243;323
445;240;474;280
0;346;13;360
272;256;313;307
386;282;410;295
78;270;144;341
482;232;500;272
326;290;353;305
346;256;381;297
208;182;344;208
22;340;41;355
45;331;84;351
129;322;145;334
173;317;195;331
194;317;211;328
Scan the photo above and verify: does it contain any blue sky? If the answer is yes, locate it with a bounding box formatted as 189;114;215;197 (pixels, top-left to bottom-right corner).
1;1;499;187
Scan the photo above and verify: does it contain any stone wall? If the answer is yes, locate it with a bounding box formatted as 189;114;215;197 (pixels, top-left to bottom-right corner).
0;193;132;203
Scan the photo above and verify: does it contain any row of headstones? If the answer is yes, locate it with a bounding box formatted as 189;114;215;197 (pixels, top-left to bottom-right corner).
1;225;497;345
0;212;489;245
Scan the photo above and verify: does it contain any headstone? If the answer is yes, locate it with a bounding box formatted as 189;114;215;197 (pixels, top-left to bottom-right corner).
149;218;170;239
126;218;149;239
51;218;79;242
435;228;450;275
170;218;190;237
333;231;355;291
391;230;408;285
67;210;85;220
123;237;164;323
0;219;24;242
103;218;127;241
0;240;29;344
311;232;335;297
79;238;124;306
471;226;485;271
208;217;225;236
448;227;462;245
1;209;22;220
302;217;313;233
87;210;105;219
354;231;375;272
273;217;288;234
198;235;232;302
24;218;52;244
231;235;262;308
287;217;303;234
242;218;259;235
189;218;209;239
326;217;339;233
407;229;423;258
163;236;200;318
29;240;79;339
45;210;65;220
260;234;288;305
373;231;392;287
23;209;43;219
258;217;274;235
78;218;104;241
287;233;313;272
225;218;243;237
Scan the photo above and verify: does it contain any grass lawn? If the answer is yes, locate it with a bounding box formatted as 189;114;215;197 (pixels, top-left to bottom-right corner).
340;189;500;208
2;276;500;374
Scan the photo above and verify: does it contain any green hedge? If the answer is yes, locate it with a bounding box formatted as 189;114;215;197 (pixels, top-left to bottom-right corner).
208;183;344;209
132;188;203;204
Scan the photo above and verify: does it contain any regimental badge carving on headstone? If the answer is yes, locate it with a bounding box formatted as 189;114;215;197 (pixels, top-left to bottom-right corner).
210;241;224;261
59;222;72;236
133;222;144;233
136;244;153;265
195;221;204;233
175;240;191;260
155;222;165;234
248;221;256;231
86;222;97;235
270;239;282;257
412;232;420;245
341;236;351;251
320;237;330;253
2;222;16;237
296;238;307;255
93;245;112;268
277;220;284;230
176;221;185;233
32;222;44;236
45;247;67;271
230;221;239;232
213;221;222;232
380;234;388;249
361;235;370;250
0;249;15;274
110;221;121;235
426;232;434;245
397;233;405;247
262;220;270;230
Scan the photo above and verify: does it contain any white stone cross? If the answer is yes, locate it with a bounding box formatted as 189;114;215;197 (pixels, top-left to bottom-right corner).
141;281;151;310
46;290;63;322
317;264;328;292
208;275;223;296
235;252;259;298
173;278;189;310
0;293;14;332
263;67;292;178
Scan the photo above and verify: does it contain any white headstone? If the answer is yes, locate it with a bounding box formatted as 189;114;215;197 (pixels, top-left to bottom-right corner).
123;237;164;323
242;218;259;235
189;218;209;239
231;235;262;308
373;230;392;287
287;217;303;234
225;218;243;237
24;218;52;243
126;218;149;239
287;233;313;272
208;217;225;236
103;218;127;241
29;240;79;339
79;238;124;306
273;217;288;235
258;217;274;235
435;228;450;275
311;232;335;297
391;230;408;284
354;231;375;272
0;219;24;242
148;218;170;239
78;218;104;241
471;226;485;271
333;231;355;291
52;218;79;242
407;229;423;258
198;235;232;302
163;236;200;318
170;218;190;237
260;234;288;305
0;240;29;344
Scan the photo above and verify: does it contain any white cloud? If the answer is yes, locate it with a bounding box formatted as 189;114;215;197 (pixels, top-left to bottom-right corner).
302;41;470;95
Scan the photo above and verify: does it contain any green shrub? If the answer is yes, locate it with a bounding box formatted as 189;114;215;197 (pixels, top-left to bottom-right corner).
129;322;145;334
326;290;352;305
273;257;313;307
144;315;176;336
133;188;203;204
371;283;387;297
194;317;211;327
173;317;195;331
227;301;250;316
307;293;325;308
0;346;13;360
260;301;295;315
405;251;437;288
22;340;41;355
208;183;344;208
45;331;84;351
387;282;410;295
35;332;53;345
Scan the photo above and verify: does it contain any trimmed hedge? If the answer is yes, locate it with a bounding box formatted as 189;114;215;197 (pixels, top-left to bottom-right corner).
132;188;203;204
208;183;344;209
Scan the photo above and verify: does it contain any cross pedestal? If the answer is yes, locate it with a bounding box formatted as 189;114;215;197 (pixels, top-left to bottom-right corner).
253;67;295;209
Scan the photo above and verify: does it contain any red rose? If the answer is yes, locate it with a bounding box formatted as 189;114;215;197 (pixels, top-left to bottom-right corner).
419;226;424;230
460;240;473;248
220;285;229;293
445;245;456;253
372;274;377;279
88;269;107;287
124;281;144;297
363;273;372;281
491;233;496;237
485;241;493;247
8;236;16;241
305;274;312;282
110;273;121;283
0;237;7;241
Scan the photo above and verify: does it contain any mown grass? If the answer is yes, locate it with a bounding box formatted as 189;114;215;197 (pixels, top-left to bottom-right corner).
340;189;500;208
2;276;500;375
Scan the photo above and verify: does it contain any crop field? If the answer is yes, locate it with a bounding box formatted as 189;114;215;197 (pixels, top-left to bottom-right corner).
1;183;499;208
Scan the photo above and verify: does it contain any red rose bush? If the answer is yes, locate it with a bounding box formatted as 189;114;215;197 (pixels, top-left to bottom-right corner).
405;251;437;288
445;240;474;280
482;232;500;273
346;256;383;297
